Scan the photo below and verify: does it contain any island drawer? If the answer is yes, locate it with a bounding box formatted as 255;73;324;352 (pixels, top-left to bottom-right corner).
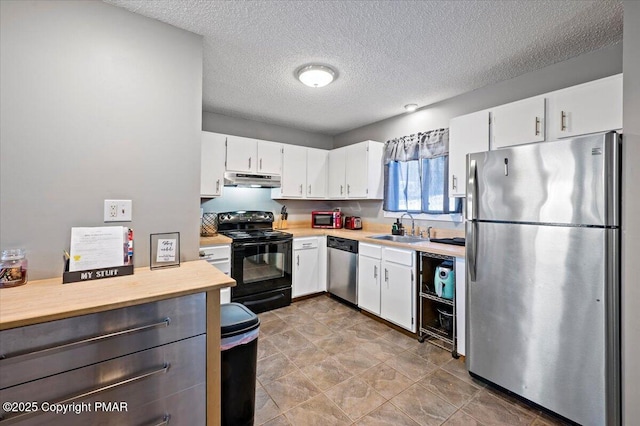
0;335;205;425
0;293;205;389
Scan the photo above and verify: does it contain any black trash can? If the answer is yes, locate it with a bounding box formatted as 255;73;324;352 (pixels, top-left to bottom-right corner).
221;303;260;426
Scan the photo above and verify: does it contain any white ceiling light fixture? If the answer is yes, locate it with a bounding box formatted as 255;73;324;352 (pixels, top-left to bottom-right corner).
297;65;336;88
404;104;418;113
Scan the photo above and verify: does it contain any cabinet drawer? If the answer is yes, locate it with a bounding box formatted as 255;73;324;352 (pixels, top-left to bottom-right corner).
201;245;230;261
0;336;205;425
0;294;205;389
293;237;318;250
383;247;414;266
359;243;382;259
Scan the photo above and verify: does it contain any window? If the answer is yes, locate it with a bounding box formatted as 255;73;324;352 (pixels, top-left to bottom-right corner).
383;129;461;215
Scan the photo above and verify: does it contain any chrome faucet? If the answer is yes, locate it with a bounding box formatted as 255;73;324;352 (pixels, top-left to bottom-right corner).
419;226;433;240
400;213;415;236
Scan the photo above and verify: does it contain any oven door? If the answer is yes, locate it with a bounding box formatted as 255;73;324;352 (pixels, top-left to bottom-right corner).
231;239;292;298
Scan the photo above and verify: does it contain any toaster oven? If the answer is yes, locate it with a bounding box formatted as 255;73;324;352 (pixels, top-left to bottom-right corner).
311;211;343;229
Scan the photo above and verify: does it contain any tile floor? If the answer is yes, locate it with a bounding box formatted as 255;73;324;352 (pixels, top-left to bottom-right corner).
254;294;569;426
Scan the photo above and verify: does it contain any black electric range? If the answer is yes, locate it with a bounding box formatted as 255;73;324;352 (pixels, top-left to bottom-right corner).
217;211;293;313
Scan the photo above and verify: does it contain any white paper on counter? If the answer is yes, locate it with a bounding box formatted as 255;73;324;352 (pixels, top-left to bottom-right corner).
156;239;177;263
69;226;126;272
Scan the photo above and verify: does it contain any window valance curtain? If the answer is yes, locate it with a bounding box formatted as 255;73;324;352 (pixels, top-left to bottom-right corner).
383;128;460;214
383;128;449;163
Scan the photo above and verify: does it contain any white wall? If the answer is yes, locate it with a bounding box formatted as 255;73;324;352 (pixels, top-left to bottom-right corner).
203;111;333;149
334;43;622;147
622;1;640;422
0;1;203;279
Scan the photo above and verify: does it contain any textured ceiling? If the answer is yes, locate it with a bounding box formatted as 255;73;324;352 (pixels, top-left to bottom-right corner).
104;0;622;136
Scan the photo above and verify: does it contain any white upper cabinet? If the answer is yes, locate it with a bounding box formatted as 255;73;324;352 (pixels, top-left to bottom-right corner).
306;148;328;198
225;135;256;173
449;111;490;197
328;147;347;198
200;132;226;197
226;136;282;174
547;74;623;140
492;96;546;149
257;141;282;175
280;144;307;198
328;141;384;200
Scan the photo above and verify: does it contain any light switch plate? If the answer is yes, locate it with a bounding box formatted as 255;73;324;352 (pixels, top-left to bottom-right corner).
104;199;132;222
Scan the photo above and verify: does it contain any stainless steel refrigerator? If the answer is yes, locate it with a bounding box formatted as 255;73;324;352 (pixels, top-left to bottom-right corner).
465;132;621;426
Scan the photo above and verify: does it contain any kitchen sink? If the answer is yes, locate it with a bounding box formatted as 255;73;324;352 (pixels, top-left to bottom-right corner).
368;234;426;244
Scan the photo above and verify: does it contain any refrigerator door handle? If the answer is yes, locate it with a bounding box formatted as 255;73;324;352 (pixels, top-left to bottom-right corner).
467;159;478;220
467;220;477;282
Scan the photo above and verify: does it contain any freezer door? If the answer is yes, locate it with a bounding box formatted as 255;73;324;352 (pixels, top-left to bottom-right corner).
467;132;619;226
466;222;619;426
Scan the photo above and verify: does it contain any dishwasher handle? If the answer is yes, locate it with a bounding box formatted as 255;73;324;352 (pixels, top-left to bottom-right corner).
326;236;358;253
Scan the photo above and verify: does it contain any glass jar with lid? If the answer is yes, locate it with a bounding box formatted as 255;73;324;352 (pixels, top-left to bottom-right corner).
0;249;28;288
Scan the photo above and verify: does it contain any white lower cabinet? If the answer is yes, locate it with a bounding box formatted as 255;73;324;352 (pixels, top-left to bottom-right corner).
357;243;382;315
200;244;231;304
358;244;416;332
293;237;325;298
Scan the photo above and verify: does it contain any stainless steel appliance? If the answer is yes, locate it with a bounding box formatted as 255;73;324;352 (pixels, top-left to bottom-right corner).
312;210;343;229
217;211;292;313
466;132;621;426
327;236;358;304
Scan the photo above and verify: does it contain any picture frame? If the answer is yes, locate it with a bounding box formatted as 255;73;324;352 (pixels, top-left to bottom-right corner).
150;232;180;270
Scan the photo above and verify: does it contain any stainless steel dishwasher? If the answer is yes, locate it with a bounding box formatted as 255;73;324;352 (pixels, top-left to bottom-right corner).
327;236;358;304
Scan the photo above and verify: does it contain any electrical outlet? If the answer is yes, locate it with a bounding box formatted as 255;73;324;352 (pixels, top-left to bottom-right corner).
104;200;132;222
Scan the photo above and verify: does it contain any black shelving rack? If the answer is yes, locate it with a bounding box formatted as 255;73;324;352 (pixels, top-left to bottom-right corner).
418;251;458;358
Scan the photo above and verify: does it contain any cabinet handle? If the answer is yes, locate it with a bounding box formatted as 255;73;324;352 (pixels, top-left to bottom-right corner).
561;111;567;131
374;265;377;279
347;184;351;194
249;157;252;169
308;185;311;194
452;175;457;190
0;318;171;361
216;179;220;192
0;363;170;423
299;184;303;194
259;158;262;170
340;185;344;195
297;255;300;267
535;117;541;136
153;414;171;426
384;268;388;283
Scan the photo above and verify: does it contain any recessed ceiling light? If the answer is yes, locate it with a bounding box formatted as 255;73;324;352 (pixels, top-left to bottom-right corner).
404;104;418;112
297;65;336;88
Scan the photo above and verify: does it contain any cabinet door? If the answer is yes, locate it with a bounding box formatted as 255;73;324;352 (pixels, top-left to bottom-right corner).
280;144;307;197
257;140;282;175
455;257;466;356
328;148;347;198
547;74;623;140
226;135;256;172
381;260;415;332
345;142;369;198
200;132;226;197
492;96;545;149
293;247;319;297
358;255;381;315
449;111;490;197
307;148;328;198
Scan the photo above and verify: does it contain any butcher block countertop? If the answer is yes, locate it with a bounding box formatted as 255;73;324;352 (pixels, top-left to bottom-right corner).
0;260;235;330
200;224;465;258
